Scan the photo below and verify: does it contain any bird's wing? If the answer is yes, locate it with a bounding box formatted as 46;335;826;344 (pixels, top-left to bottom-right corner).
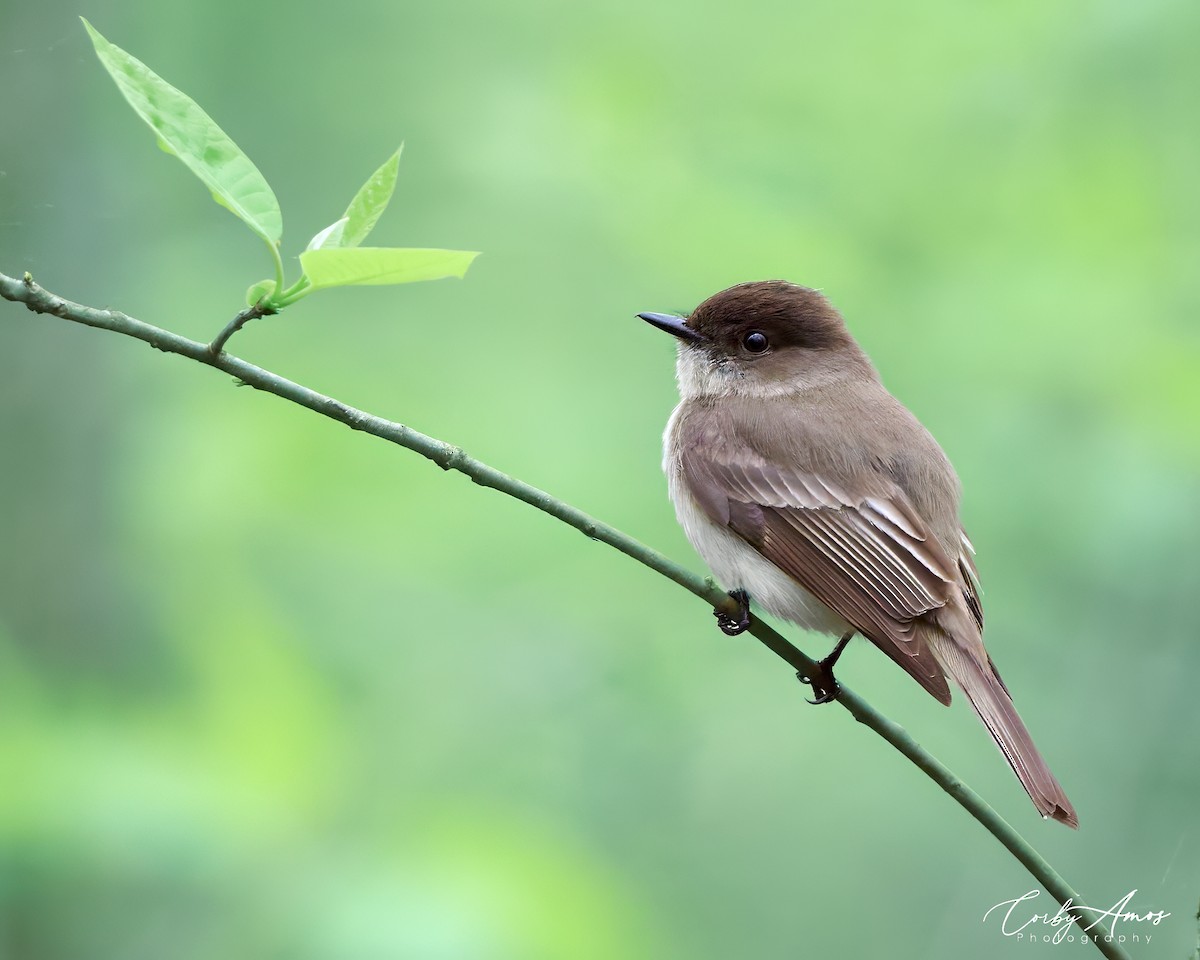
958;529;985;634
683;446;960;704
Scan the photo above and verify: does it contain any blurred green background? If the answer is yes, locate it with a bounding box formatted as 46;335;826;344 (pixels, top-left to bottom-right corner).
2;0;1197;957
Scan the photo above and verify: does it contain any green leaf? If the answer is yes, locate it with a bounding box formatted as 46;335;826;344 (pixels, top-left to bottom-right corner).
339;147;403;248
306;217;348;252
82;19;283;245
299;248;478;291
245;278;277;306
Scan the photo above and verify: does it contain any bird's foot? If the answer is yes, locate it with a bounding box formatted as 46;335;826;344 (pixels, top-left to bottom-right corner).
714;589;751;636
796;631;854;705
796;662;841;704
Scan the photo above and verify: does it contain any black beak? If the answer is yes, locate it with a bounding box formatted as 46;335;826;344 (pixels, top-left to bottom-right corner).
638;311;706;344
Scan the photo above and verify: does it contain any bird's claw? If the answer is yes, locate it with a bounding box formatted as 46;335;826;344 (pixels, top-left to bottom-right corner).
796;662;842;705
795;632;853;705
714;589;751;636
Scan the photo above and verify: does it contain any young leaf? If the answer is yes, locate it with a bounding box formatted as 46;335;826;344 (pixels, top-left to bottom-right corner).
299;248;478;291
245;279;277;306
339;147;403;248
82;19;283;246
306;217;348;251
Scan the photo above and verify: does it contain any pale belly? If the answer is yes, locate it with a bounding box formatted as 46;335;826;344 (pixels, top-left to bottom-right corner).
666;459;851;638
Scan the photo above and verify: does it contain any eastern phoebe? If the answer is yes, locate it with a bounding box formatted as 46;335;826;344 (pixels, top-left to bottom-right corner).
640;280;1077;828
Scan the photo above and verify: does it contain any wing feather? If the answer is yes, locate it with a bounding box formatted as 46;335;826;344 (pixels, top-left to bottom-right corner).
958;530;985;633
683;451;960;703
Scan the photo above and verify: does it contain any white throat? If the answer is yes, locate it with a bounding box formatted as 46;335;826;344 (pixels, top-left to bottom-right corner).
674;344;850;400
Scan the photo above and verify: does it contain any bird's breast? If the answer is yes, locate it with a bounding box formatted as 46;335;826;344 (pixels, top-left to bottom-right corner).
663;406;850;637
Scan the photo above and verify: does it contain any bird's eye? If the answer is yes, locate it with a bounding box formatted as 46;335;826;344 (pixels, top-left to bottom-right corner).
742;331;769;353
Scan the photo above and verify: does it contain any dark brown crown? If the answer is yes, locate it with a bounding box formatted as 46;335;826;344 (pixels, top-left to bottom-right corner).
686;281;851;353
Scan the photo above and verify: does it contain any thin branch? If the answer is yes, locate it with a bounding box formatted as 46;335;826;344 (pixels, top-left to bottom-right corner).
0;270;1130;960
208;301;275;355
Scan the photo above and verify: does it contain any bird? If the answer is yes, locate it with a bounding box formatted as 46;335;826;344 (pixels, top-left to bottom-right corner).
639;280;1077;827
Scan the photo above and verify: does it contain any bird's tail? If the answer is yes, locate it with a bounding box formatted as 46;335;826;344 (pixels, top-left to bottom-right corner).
934;634;1078;828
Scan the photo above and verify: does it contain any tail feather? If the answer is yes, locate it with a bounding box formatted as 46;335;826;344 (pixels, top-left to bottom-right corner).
934;636;1078;828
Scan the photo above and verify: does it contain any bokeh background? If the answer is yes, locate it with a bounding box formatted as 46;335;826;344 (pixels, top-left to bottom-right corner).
1;1;1197;957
